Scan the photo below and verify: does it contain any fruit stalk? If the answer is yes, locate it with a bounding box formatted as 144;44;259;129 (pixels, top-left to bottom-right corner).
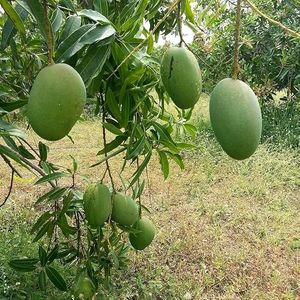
177;1;183;47
43;0;54;65
232;0;241;80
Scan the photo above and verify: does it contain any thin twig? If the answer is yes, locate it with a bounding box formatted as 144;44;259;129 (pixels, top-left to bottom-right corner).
18;138;41;158
0;153;22;177
137;156;142;217
43;0;54;65
3;148;56;188
100;94;115;191
232;0;241;79
243;0;300;39
75;211;82;259
181;39;211;68
90;147;126;168
0;170;15;208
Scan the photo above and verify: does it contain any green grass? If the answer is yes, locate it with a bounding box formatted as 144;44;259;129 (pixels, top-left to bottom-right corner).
0;98;299;299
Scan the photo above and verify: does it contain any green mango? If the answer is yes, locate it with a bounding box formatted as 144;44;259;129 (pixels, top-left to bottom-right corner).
27;63;86;141
111;192;139;226
160;47;202;109
209;78;262;160
83;183;112;228
73;273;95;300
129;218;155;251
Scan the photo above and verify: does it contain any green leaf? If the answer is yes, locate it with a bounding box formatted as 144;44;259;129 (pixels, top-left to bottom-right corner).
47;244;59;263
39;188;69;204
120;94;131;128
9;258;39;272
60;15;81;42
129;152;152;188
166;152;184;170
79;24;115;45
184;0;195;23
0;145;30;169
38;270;47;291
31;211;52;234
3;136;18;151
102;122;123;136
35;172;69;185
94;0;108;16
0;119;26;138
184;124;197;138
1;4;28;50
18;145;35;160
76;44;111;85
58;214;77;237
158;150;169;179
0;0;26;37
25;0;52;41
38;142;48;162
147;32;154;54
126;136;145;160
133;179;145;200
97;136;127;155
51;8;64;33
39;246;48;267
105;88;121;121
152;122;177;146
59;0;76;12
78;9;111;24
176;142;197;150
33;221;52;242
0;100;28;112
56;24;95;62
70;155;78;173
45;266;67;291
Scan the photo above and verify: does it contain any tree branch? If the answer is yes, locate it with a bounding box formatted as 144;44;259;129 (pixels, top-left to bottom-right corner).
244;0;300;39
43;0;54;65
0;170;14;208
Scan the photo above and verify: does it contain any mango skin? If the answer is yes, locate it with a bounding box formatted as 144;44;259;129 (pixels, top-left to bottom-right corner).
27;63;86;141
209;78;262;160
129;218;155;251
83;183;112;228
112;193;139;226
160;47;202;109
73;274;95;300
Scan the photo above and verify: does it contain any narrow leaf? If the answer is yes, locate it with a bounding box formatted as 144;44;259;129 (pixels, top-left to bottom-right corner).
158;150;169;179
45;266;67;291
129;152;152;188
78;9;110;24
0;0;26;37
39;246;48;267
102;122;123;136
35;172;69;185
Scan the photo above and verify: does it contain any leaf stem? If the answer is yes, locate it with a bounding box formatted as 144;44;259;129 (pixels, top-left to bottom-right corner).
100;94;115;191
177;1;183;47
232;0;241;80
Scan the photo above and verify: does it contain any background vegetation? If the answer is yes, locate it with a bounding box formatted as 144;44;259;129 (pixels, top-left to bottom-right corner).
0;0;299;299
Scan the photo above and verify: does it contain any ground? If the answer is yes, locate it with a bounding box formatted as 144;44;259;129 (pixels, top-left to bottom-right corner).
0;99;299;299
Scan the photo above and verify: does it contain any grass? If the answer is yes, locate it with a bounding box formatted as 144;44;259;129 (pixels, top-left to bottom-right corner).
0;98;299;299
